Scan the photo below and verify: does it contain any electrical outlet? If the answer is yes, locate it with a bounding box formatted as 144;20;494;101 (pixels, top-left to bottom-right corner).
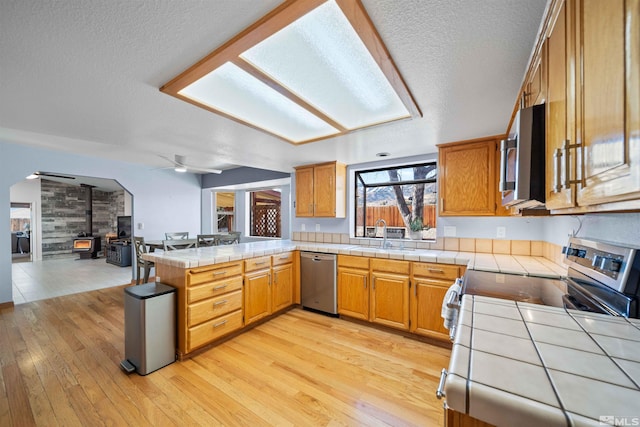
497;226;506;238
137;222;144;230
301;224;306;231
315;224;320;232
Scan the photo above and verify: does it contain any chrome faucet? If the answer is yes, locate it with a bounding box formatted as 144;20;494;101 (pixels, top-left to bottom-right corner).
374;218;391;249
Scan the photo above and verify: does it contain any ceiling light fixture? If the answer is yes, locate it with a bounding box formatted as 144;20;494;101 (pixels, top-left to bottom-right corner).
26;173;39;179
174;166;187;173
161;0;420;145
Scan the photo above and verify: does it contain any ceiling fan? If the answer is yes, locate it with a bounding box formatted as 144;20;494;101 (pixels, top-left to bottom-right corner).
159;154;222;174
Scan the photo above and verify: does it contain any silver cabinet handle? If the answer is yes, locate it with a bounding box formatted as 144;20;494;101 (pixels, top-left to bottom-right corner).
372;277;375;290
364;277;367;289
213;284;228;291
428;268;445;274
553;147;563;192
562;139;571;190
213;319;227;328
436;369;448;399
254;261;267;265
213;300;228;307
414;280;417;297
213;271;227;276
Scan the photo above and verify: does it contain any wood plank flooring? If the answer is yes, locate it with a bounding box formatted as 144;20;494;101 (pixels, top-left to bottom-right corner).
0;285;451;426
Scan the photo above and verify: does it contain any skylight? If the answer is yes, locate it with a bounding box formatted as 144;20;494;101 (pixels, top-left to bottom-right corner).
161;0;420;144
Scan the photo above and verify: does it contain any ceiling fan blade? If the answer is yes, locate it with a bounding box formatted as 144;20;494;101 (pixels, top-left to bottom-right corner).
35;172;76;180
186;166;223;174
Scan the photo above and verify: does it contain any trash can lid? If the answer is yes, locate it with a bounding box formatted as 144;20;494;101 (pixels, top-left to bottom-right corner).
124;282;176;299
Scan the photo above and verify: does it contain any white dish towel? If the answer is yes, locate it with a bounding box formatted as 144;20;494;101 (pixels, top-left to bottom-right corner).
441;281;462;330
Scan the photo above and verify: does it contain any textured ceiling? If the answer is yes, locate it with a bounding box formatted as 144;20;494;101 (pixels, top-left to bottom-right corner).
0;0;549;173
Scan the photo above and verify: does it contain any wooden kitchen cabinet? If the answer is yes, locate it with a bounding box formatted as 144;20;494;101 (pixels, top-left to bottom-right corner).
370;259;410;330
438;137;505;216
294;161;346;218
573;0;640;209
533;0;640;213
272;262;293;312
184;261;244;355
337;255;370;320
545;0;576;210
411;262;463;341
244;256;272;326
524;41;547;108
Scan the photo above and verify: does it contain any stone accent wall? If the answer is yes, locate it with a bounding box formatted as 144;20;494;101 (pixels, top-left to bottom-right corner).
40;179;125;259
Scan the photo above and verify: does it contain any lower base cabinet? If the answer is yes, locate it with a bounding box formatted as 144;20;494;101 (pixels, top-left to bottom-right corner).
370;271;410;330
157;252;298;359
244;258;272;326
337;255;370;320
411;262;464;340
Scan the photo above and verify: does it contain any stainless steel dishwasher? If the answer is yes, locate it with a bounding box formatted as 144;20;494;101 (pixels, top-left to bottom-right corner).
300;252;337;315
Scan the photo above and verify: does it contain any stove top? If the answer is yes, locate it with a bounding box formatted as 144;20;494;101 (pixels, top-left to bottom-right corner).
462;270;567;308
461;237;640;318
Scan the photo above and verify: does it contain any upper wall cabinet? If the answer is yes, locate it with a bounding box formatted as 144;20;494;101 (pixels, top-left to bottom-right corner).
294;161;346;218
438;136;509;216
531;0;640;213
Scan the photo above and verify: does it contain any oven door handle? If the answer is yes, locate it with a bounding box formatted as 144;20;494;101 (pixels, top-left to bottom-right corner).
436;369;448;399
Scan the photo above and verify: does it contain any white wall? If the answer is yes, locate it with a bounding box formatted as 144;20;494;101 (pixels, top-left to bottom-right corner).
0;141;203;304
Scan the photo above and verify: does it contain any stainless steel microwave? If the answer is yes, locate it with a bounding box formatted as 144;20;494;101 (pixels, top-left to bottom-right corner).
499;103;546;208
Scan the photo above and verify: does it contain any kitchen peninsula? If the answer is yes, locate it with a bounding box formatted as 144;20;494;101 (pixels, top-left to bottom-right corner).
144;239;566;359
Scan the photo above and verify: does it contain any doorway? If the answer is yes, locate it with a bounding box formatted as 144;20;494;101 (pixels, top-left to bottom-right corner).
10;202;32;263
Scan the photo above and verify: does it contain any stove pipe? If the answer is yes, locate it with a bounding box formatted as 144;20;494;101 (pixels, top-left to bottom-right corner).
81;184;95;236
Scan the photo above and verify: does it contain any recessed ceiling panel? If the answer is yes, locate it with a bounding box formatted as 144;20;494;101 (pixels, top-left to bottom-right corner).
240;0;410;130
179;62;340;143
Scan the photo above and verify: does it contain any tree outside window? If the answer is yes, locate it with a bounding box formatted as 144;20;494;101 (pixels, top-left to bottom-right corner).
355;163;437;240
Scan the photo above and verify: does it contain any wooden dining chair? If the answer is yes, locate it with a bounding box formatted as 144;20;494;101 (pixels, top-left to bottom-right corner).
165;232;189;240
133;236;154;285
163;238;197;251
196;234;218;247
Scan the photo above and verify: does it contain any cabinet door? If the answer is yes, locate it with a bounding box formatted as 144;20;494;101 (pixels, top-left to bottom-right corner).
272;264;293;312
410;278;451;340
370;272;410;330
439;139;496;216
337;268;369;320
244;270;271;325
295;166;314;217
313;163;336;217
576;0;640;205
546;0;576;210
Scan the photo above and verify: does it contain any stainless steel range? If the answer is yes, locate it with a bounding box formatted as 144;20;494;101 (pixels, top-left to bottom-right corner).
460;237;640;318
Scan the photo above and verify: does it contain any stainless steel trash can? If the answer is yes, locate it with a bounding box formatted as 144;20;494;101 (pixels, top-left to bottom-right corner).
122;282;176;375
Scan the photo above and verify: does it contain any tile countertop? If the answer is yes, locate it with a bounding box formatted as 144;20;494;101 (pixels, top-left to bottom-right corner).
141;239;567;277
446;295;640;427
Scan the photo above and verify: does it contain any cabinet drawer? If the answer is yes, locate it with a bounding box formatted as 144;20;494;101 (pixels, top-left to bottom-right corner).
187;275;242;304
370;259;410;275
188;290;243;327
338;254;369;269
188;309;243;351
188;262;242;286
412;262;460;280
272;252;293;266
245;256;271;272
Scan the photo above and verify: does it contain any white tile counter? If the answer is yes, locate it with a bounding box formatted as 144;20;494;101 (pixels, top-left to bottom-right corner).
143;239;567;278
446;295;640;427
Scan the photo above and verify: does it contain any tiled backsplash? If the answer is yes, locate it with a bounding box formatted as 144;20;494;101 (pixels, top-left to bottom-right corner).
291;232;565;265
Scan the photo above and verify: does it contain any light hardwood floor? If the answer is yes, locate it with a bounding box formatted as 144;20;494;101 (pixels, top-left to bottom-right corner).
0;285;450;426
